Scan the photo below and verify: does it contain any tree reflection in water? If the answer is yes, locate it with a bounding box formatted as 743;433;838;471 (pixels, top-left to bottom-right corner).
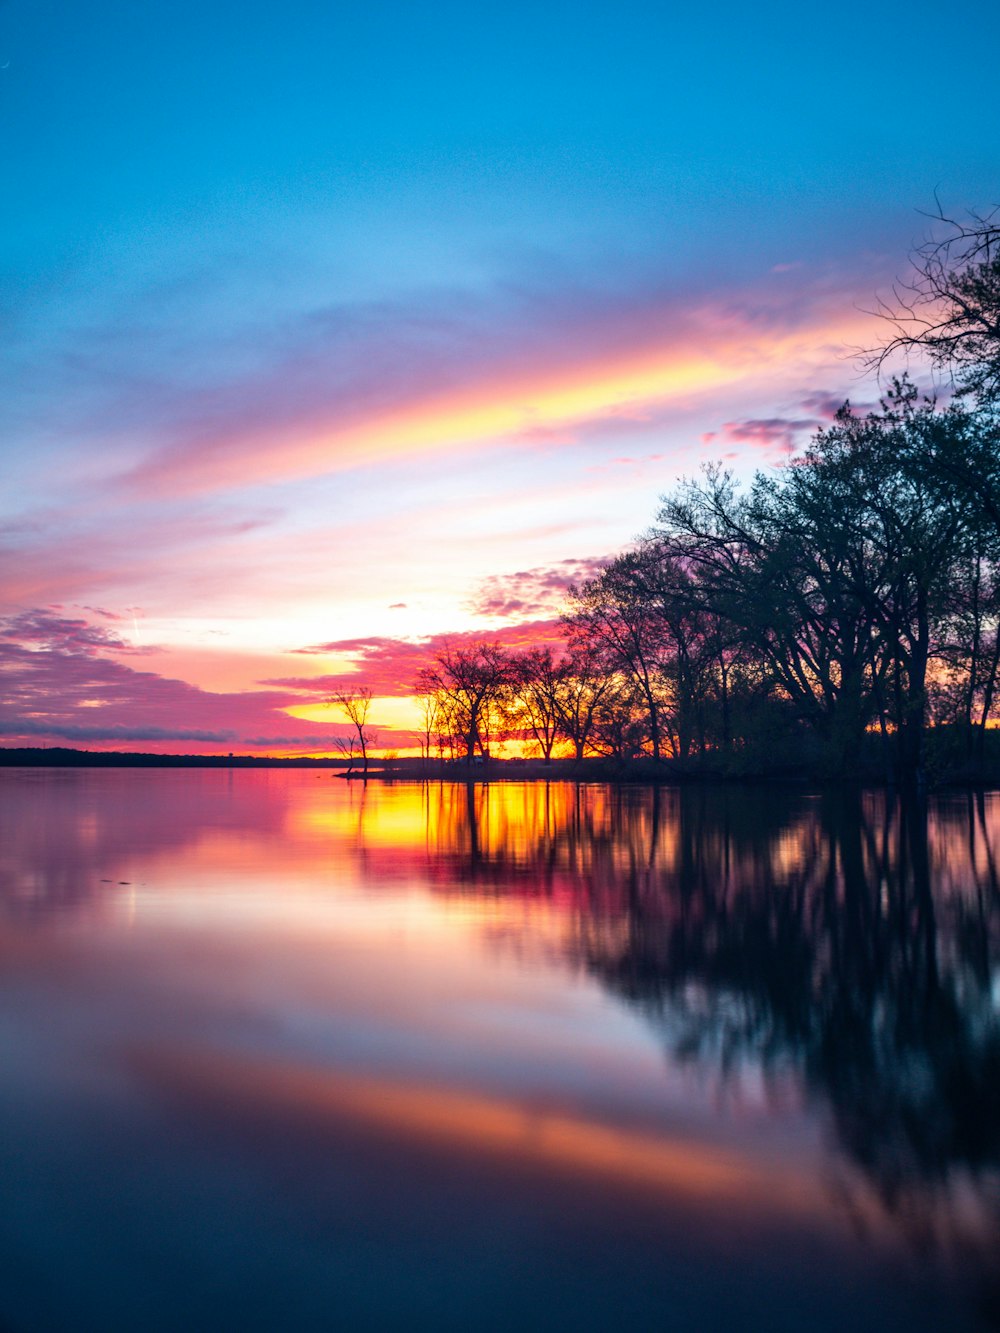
420;780;1000;1322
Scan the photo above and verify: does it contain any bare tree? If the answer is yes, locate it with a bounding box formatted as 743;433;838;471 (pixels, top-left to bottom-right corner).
554;637;619;762
565;553;671;761
415;642;512;764
869;203;1000;404
509;647;564;763
416;693;440;765
329;687;376;776
332;733;359;776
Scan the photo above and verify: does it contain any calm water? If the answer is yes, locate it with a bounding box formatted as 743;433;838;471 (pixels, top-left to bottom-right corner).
1;771;998;1332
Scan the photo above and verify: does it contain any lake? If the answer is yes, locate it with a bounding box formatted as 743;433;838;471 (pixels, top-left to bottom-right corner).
0;769;997;1331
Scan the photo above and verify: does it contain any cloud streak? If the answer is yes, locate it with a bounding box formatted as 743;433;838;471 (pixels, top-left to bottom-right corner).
121;293;881;498
0;720;237;743
12;253;885;507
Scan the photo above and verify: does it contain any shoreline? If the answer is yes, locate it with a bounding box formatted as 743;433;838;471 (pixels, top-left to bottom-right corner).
2;746;999;791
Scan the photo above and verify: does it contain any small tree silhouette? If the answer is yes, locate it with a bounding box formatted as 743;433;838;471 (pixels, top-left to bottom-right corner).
329;687;376;776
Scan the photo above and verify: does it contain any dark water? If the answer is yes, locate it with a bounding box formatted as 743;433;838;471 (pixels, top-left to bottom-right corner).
1;771;998;1332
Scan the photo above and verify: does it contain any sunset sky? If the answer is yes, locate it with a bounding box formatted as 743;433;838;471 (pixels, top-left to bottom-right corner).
2;0;999;753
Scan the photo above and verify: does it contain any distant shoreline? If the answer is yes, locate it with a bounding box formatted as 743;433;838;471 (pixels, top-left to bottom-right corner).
0;746;346;769
3;745;1000;790
0;746;659;777
0;745;774;780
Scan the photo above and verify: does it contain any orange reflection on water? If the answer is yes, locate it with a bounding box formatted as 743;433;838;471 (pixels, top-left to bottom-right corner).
134;1045;827;1222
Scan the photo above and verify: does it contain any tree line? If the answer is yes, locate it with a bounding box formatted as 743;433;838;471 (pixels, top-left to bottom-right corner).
388;207;1000;783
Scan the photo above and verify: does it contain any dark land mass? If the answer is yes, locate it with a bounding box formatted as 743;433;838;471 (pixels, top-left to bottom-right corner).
4;732;1000;788
0;747;348;769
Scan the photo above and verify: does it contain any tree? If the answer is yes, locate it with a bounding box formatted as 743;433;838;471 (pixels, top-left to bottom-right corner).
929;512;1000;760
815;384;971;779
658;384;983;781
870;204;1000;405
415;642;513;764
551;639;616;762
332;733;360;776
587;672;650;761
659;458;885;774
565;553;672;761
509;647;564;763
329;687;376;777
416;693;441;765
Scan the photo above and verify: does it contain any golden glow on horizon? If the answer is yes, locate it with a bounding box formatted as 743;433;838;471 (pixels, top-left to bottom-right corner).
286;695;421;733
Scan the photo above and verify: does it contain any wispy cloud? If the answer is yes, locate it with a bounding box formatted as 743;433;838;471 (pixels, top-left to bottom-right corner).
7;252;887;506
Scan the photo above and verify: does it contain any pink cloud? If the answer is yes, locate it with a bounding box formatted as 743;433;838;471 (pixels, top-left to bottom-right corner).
0;608;141;656
466;556;611;620
703;416;821;456
799;390;849;420
0;608;353;754
277;618;570;699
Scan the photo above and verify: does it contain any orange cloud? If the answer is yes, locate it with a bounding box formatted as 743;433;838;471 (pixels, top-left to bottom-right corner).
125;303;882;499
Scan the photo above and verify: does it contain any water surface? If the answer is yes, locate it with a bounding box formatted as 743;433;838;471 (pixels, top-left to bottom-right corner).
1;771;997;1330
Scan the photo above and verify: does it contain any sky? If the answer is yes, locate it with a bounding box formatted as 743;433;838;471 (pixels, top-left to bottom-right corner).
2;0;999;754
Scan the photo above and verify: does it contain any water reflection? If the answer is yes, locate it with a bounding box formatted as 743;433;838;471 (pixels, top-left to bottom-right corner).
1;771;999;1329
0;767;289;921
420;785;1000;1296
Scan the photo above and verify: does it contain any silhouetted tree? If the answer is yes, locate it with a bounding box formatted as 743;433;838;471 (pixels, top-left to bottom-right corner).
551;638;616;761
657;383;992;781
415;642;513;764
565;553;671;760
933;532;1000;761
509;646;564;763
659;457;882;773
871;203;1000;405
329;687;376;776
416;693;441;764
